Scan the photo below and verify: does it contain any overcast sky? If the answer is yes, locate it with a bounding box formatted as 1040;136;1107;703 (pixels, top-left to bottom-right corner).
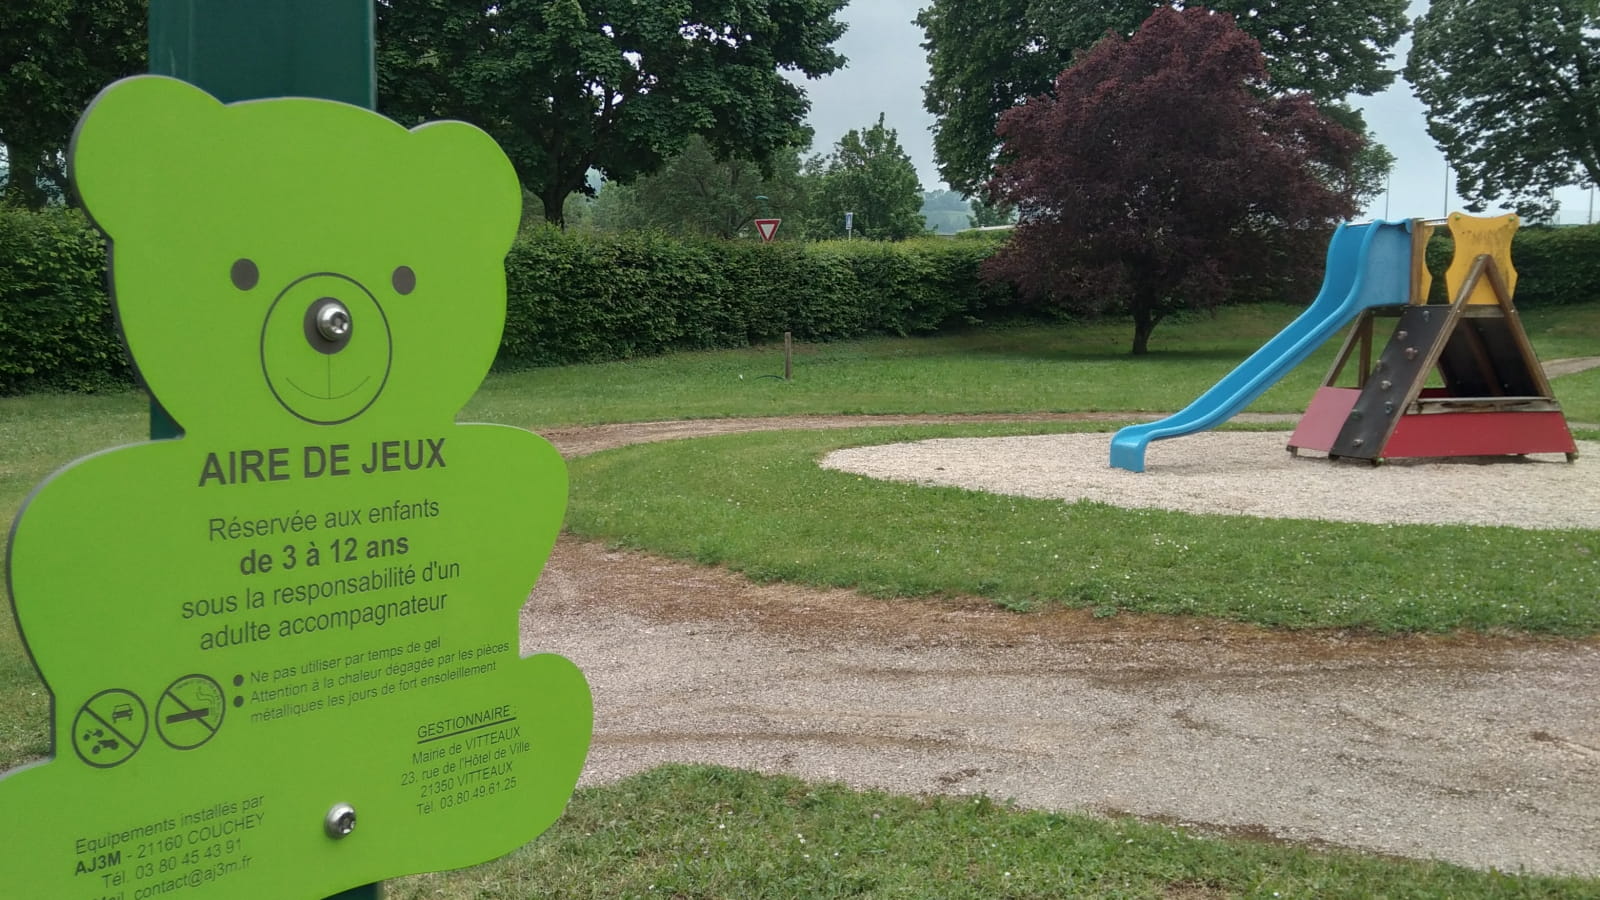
791;1;1594;224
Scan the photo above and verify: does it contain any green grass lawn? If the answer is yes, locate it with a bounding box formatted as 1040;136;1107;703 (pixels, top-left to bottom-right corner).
462;302;1600;426
4;303;1599;896
464;310;1295;425
388;765;1592;899
567;423;1600;633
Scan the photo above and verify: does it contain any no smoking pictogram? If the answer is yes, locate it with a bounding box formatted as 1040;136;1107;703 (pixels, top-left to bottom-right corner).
156;674;226;750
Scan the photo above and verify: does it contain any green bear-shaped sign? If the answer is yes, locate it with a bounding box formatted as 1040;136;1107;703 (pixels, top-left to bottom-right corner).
1;76;592;898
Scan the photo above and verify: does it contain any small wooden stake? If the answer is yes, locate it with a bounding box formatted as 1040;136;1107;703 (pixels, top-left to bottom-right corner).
784;331;793;381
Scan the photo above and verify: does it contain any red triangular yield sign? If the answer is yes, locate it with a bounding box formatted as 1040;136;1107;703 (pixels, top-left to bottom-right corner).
755;218;781;242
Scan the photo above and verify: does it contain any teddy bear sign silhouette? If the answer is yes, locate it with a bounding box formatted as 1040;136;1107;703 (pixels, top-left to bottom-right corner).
1;76;591;898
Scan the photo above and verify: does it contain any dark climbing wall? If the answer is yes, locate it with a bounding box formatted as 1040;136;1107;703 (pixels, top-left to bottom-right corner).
1329;305;1454;459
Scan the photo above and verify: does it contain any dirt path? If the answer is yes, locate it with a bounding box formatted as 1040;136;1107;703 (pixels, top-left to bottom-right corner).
1544;356;1600;378
522;416;1600;877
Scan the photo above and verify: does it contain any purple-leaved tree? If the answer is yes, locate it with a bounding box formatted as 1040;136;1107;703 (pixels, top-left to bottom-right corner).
983;7;1362;354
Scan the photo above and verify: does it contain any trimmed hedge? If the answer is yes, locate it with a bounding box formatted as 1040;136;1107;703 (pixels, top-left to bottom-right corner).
0;207;130;393
456;226;1017;369
1423;224;1600;306
6;203;1600;395
0;209;1012;393
1480;226;1600;307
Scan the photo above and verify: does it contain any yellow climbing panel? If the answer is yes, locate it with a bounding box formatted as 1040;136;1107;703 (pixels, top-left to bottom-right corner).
1409;219;1435;304
1444;211;1518;304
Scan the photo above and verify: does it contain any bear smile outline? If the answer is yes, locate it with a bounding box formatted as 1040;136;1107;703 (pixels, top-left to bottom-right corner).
284;370;373;402
259;270;393;425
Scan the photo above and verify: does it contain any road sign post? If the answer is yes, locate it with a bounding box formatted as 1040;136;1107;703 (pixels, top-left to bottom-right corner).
755;218;782;242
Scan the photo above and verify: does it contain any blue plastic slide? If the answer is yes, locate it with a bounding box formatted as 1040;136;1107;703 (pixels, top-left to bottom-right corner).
1108;220;1414;472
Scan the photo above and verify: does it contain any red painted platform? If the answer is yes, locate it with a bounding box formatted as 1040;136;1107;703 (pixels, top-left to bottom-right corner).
1383;410;1575;459
1287;387;1358;453
1288;387;1576;459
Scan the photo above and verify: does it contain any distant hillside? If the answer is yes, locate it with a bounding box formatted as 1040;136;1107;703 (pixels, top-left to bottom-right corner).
920;189;972;235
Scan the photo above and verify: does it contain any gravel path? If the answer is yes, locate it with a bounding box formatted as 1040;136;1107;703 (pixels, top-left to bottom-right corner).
524;415;1600;877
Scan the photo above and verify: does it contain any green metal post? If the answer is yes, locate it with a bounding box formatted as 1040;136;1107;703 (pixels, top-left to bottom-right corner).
143;0;374;441
144;5;381;896
148;0;374;107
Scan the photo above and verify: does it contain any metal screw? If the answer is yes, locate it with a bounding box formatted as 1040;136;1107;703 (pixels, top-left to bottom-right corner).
1396;330;1408;340
1380;379;1392;390
1404;347;1418;360
325;803;357;839
317;303;352;341
1352;438;1365;446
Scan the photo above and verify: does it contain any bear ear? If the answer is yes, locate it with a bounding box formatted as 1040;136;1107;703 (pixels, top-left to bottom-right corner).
408;119;524;249
70;76;222;234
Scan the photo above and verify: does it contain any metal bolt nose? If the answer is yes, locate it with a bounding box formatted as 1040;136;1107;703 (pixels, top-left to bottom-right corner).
325;803;357;839
317;302;352;341
302;295;358;356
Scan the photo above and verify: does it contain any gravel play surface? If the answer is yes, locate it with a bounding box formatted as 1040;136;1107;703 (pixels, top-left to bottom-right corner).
822;431;1599;530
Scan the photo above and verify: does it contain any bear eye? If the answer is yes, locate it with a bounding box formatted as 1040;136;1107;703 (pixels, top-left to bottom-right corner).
392;265;416;296
231;258;259;291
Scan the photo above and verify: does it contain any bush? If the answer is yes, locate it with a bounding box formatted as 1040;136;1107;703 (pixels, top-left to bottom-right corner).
1506;225;1600;306
1423;223;1600;306
14;206;1591;396
0;206;132;393
496;228;1013;369
0;211;1015;392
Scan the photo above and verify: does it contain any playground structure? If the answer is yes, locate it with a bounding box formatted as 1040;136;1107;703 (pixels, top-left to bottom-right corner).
1109;213;1577;472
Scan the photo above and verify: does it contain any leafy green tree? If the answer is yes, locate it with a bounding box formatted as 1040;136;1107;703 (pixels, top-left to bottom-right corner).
0;0;145;208
1028;1;1407;99
915;0;1061;197
586;180;639;234
809;114;927;240
520;188;595;232
984;8;1360;354
917;0;1407;194
967;197;1015;228
586;136;810;239
1321;102;1397;207
1406;0;1600;219
920;189;972;234
560;192;594;232
376;0;846;227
